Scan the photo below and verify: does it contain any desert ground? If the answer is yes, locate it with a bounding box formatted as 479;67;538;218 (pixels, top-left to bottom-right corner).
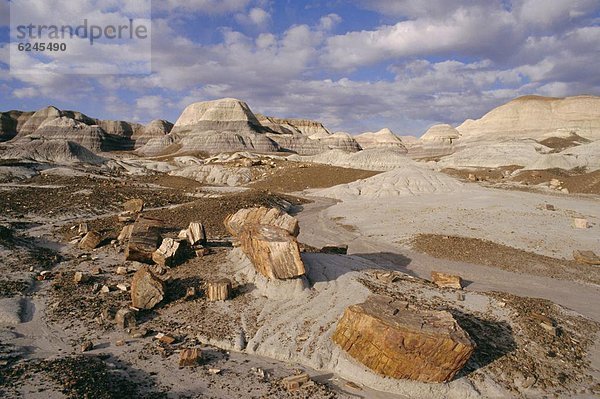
0;95;599;398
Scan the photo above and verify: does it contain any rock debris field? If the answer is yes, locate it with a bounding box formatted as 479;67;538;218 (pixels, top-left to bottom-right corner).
0;95;599;398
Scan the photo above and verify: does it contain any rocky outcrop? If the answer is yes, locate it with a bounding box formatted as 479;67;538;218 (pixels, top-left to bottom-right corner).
318;132;361;152
1;139;105;164
16;106;63;138
30;117;110;152
1;111;33;142
456;95;600;141
409;124;462;159
224;207;300;238
172;98;267;135
131;265;165;309
178;131;279;154
354;128;407;151
333;295;474;383
238;223;305;280
132;119;173;148
261;115;331;138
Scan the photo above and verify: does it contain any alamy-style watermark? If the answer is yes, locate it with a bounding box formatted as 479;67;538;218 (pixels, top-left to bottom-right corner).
10;0;152;75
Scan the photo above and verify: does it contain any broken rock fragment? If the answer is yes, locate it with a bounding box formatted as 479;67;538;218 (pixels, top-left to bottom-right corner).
179;348;200;367
115;308;136;329
573;250;600;265
321;244;348;255
131;265;165;309
206;278;232;301
185;222;206;246
125;217;163;263
224;207;299;238
332;295;474;383
281;373;310;391
123;198;144;214
152;238;182;267
431;271;463;289
238;223;305;280
79;231;102;250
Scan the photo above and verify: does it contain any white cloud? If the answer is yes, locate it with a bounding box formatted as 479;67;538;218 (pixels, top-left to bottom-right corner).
13;87;39;98
161;0;251;14
318;13;342;31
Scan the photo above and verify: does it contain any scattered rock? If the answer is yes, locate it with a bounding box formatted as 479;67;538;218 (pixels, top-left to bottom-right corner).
238;223;306;280
156;333;176;344
100;285;111;293
185;222;206;246
123;198;144;214
573;250;600;265
115;308;136;329
116;283;129;292
573;218;589;229
152;238;182;267
179;348;200;367
79;231;102;250
184;286;197;300
195;247;210;257
115;340;126;347
281;372;310;391
73;271;90;284
206;279;232;302
320;244;348;255
545;204;556;211
332;295;475;383
78;222;89;235
125;217;163;263
81;341;94;352
208;368;221;375
116;266;128;275
131;265;165;309
431;271;463;289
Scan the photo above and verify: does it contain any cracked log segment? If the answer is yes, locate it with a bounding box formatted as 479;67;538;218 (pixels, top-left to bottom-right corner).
239;223;306;280
206;278;232;301
224;207;299;238
333;295;475;383
125;217;163;263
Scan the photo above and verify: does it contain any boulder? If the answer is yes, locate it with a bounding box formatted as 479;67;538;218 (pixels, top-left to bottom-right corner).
115;308;136;329
131;266;165;309
431;271;463;289
224;207;299;238
333;295;474;383
573;250;600;265
125;217;163;263
185;222;206;246
152;238;182;267
123;198;144;213
79;231;102;250
238;224;305;280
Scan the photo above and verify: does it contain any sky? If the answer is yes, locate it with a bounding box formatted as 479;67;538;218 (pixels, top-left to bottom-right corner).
1;0;600;136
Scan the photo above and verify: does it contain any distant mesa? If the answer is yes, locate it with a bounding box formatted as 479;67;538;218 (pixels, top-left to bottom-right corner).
140;98;362;156
354;128;407;152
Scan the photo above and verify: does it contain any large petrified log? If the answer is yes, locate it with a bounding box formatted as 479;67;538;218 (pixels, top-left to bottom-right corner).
431;271;463;289
238;223;305;280
125;217;163;263
332;295;475;383
224;207;299;238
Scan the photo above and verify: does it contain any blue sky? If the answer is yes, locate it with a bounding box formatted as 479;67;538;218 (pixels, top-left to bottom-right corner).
1;0;600;136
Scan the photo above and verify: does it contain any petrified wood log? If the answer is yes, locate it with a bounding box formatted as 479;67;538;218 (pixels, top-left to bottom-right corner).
206;278;232;301
333;295;475;383
131;265;165;309
79;231;102;250
238;224;305;280
224;207;299;238
431;271;463;289
125;217;163;263
152;238;182;267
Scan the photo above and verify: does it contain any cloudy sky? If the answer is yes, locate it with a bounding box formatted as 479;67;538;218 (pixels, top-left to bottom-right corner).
1;0;599;136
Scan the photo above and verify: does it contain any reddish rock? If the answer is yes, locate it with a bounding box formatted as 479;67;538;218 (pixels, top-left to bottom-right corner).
333;295;474;383
238;223;305;280
125;217;163;263
431;271;463;289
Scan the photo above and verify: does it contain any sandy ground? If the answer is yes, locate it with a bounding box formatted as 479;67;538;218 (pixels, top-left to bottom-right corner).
1;159;599;398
